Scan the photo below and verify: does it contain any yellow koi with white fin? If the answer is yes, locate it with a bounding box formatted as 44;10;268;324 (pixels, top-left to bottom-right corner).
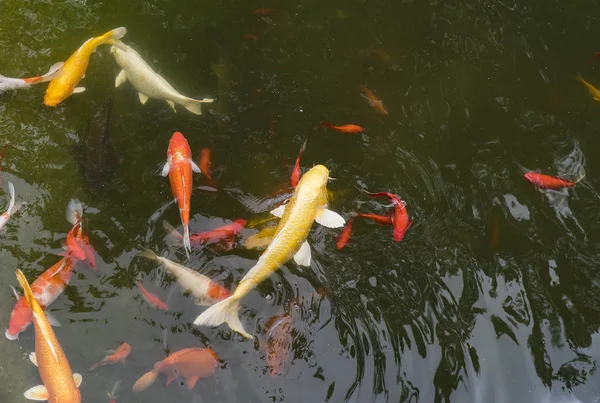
44;27;127;107
193;164;344;338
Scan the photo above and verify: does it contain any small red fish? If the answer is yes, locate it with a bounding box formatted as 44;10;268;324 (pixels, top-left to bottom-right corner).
262;312;294;377
359;85;388;115
336;217;355;250
164;219;246;248
133;348;219;392
290;140;307;187
199;148;217;189
163;132;200;257
252;7;274;15
318;122;364;134
244;33;260;41
89;342;132;371
591;52;600;64
61;199;96;269
268;119;276;135
357;212;393;225
136;281;168;311
365;191;411;242
523;171;576;190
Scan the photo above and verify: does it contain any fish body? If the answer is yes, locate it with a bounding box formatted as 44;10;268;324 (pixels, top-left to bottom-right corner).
132;348;219;392
524;172;576;190
576;74;600;101
318;122;364;133
6;257;74;340
0;181;19;231
366;191;411;242
0;63;65;93
199;148;217;188
85;98;114;190
162;132;200;256
262;312;294;377
336;217;355;250
290;140;307;187
194;164;344;338
110;42;214;115
44;27;127;106
89;342;131;371
15;270;82;402
136;282;168;310
357;212;393;225
359;85;388;115
139;250;230;306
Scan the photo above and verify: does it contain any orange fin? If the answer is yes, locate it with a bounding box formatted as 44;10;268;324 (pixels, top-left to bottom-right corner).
186;375;200;389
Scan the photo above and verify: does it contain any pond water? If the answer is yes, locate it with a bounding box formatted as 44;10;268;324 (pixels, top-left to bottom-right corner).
2;0;600;402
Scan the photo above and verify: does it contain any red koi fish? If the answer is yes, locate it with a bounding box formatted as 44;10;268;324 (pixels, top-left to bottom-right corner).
199;148;217;189
318;122;364;134
5;257;73;340
163;219;246;248
61;199;96;270
523;172;577;190
162;132;200;257
290;140;307;188
133;348;219;392
357;212;393;225
136;282;168;311
365;191;411;242
336;217;355;250
359;85;388;115
89;342;132;371
262;311;294;377
252;8;274;15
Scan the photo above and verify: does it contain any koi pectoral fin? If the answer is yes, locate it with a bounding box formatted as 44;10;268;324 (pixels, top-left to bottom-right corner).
72;87;86;94
293;241;311;266
161;161;171;177
29;352;37;367
139;92;149;104
186;375;200;389
115;69;127;87
270;205;285;217
73;373;83;387
316;209;345;228
24;385;49;401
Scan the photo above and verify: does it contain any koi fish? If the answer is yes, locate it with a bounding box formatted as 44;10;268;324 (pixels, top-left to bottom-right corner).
359;85;388;115
133;348;219;392
44;27;127;107
15;269;82;402
0;63;64;92
336;217;355;250
0;182;21;231
198;148;217;188
163;219;246;248
108;380;121;403
5;257;72;340
262;311;294;377
162;132;200;256
524;171;577;190
89;342;131;371
357;212;393;225
576;74;600;101
318;122;364;134
139;249;231;306
252;8;275;15
365;191;411;242
136;281;168;311
0;143;7;185
290;140;307;188
61;199;96;269
110;41;214;115
194;165;344;338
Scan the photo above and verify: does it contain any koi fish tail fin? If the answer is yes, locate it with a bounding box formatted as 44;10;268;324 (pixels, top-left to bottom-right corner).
162;220;184;242
88;358;106;372
182;97;214;116
193;296;252;339
137;248;160;262
183;224;191;257
29;62;66;84
15;270;37;311
66;199;83;225
6;182;15;213
132;369;159;392
104;27;128;42
575;166;586;183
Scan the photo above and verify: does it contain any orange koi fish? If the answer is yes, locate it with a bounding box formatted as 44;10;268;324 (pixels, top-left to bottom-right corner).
15;269;82;402
366;191;411;242
336;216;355;250
357;212;393;225
162;132;200;257
290;140;307;187
89;342;131;371
199;148;217;188
163;219;246;248
136;281;168;310
61;199;96;269
133;348;219;392
318;121;364;134
261;309;295;377
359;85;388;115
524;171;577;190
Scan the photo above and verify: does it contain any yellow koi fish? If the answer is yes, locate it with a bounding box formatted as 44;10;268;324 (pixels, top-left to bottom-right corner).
194;164;345;338
15;269;82;402
44;27;127;107
576;74;600;101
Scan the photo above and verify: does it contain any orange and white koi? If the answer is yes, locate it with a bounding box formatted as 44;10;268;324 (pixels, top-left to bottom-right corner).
136;281;168;311
0;63;64;92
162;132;200;257
44;27;127;107
89;342;131;371
359;85;388;115
0;181;21;231
15;269;82;402
133;348;219;392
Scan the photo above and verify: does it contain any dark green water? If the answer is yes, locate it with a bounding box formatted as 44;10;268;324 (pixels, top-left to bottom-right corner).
2;0;600;402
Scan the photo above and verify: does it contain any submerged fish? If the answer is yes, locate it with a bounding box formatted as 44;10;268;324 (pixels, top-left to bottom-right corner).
163;219;246;248
359;85;388;115
336;216;355;250
111;41;214;115
261;309;295;377
162;132;200;256
132;348;219;392
290;140;307;188
139;249;231;306
89;342;131;371
524;171;577;190
576;74;600;101
0;181;21;231
193;164;344;338
84;98;114;190
44;27;127;106
357;212;393;225
15;269;82;402
365;191;411;242
199;148;217;188
318;121;364;134
136;281;168;310
0;63;64;93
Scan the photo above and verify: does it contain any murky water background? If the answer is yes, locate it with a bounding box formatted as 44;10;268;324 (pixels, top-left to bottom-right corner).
2;0;600;402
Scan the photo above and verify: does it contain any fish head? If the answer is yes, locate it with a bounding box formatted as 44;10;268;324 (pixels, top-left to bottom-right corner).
297;164;330;196
43;88;66;107
168;132;191;158
6;299;32;340
523;172;539;184
110;46;127;66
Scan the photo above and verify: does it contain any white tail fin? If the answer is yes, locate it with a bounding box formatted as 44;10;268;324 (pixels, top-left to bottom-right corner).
38;62;65;83
6;182;15;213
66;199;83;225
183;224;191;257
137;248;159;262
193;296;252;339
162;220;183;241
182;97;214;116
107;27;127;41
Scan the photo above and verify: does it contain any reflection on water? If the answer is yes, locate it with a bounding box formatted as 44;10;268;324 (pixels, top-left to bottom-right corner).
2;0;600;402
